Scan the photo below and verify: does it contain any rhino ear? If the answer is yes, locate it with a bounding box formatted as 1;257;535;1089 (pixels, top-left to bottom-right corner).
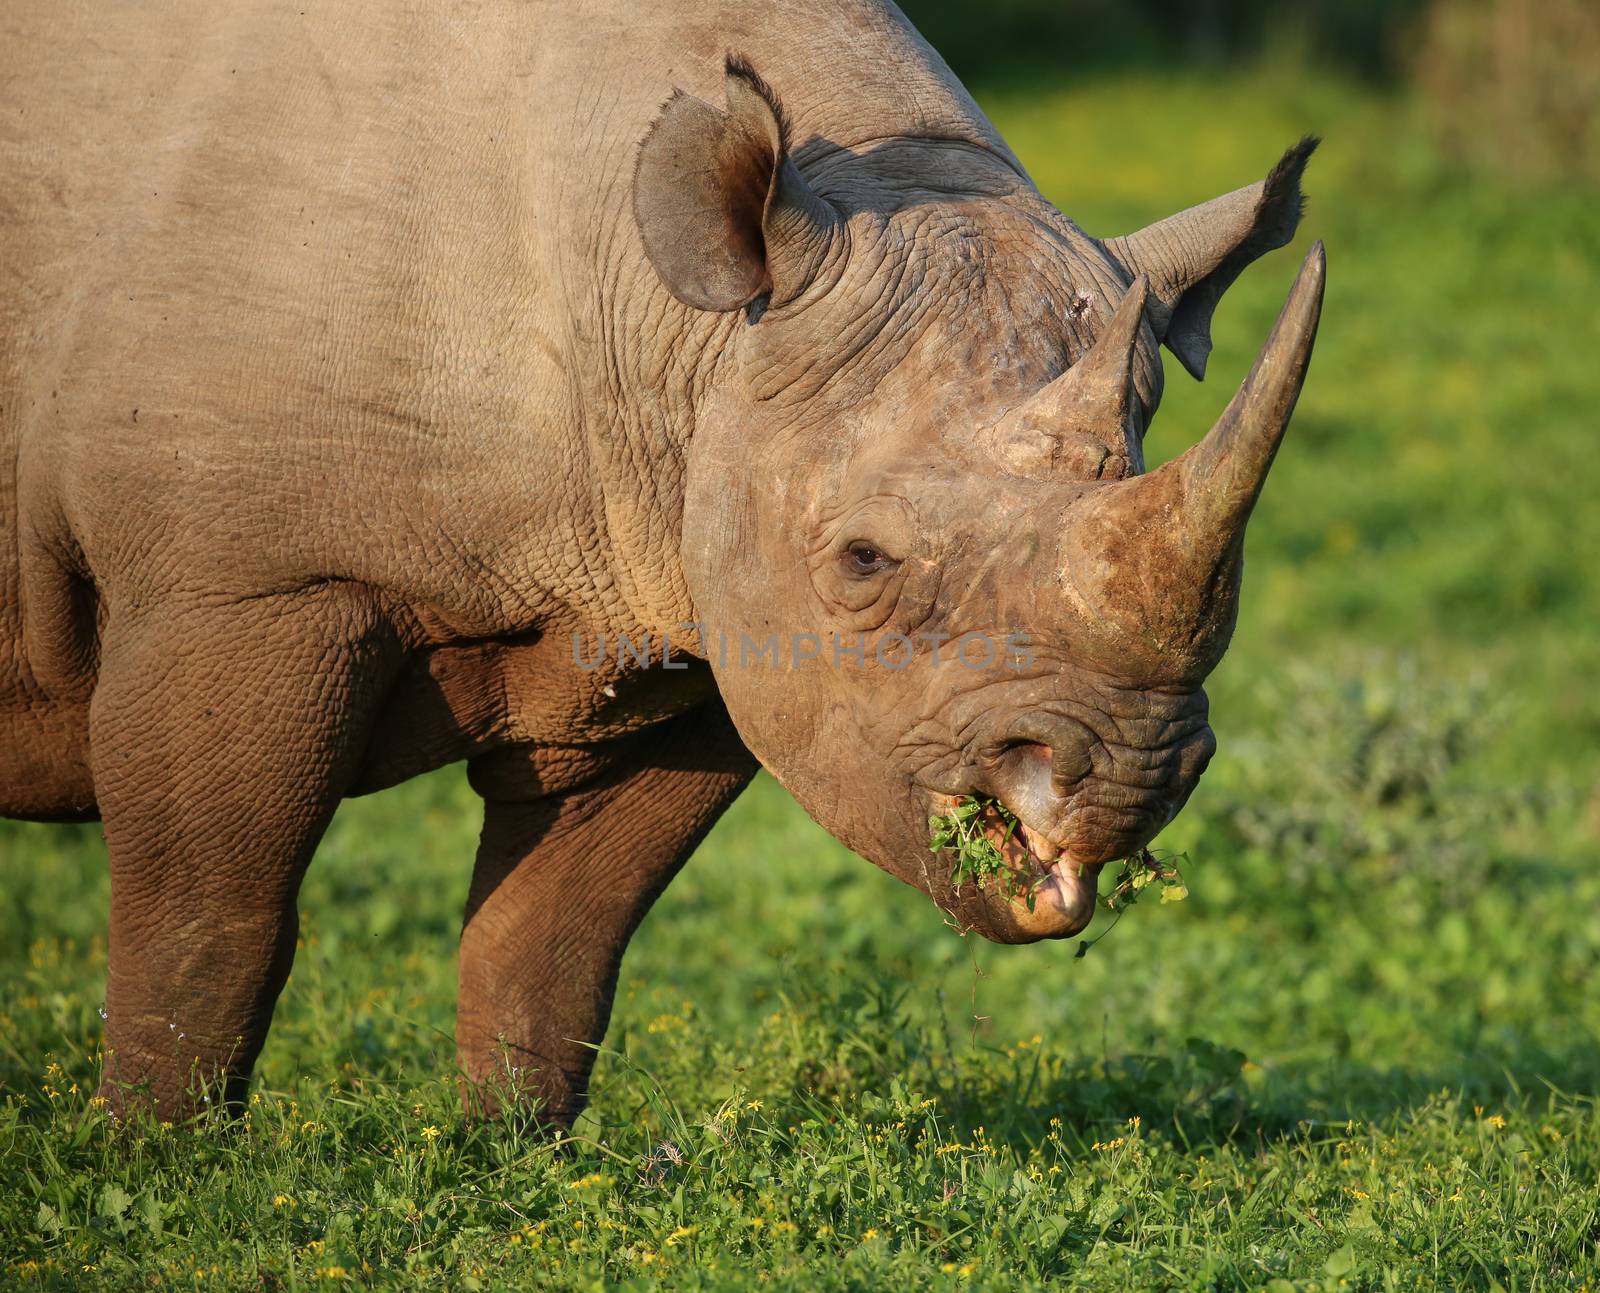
1104;137;1317;379
634;56;839;313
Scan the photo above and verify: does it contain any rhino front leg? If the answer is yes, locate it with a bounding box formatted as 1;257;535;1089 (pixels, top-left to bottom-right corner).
90;586;399;1117
457;704;757;1127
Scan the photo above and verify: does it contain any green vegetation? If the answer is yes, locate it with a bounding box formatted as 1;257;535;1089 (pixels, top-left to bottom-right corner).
928;796;1031;904
4;56;1599;1292
1095;850;1189;920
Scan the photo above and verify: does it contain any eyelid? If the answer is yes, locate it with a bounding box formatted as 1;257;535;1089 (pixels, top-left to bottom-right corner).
846;537;893;555
844;540;899;571
812;492;917;554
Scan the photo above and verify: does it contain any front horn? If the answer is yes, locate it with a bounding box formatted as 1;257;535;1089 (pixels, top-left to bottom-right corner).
1058;242;1326;681
1168;240;1326;546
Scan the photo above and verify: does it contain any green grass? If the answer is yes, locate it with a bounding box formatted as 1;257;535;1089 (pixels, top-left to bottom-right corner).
4;60;1600;1291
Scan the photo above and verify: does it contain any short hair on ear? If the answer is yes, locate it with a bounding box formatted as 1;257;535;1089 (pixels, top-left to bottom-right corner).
1106;136;1318;379
633;56;839;312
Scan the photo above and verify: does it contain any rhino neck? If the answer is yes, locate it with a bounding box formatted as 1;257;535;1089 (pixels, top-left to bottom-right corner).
579;288;744;648
550;0;1036;647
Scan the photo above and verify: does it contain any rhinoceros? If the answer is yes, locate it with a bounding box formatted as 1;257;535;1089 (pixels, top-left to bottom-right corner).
1;0;1323;1125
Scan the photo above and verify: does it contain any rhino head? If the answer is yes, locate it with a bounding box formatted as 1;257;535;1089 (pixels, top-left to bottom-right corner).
635;62;1324;943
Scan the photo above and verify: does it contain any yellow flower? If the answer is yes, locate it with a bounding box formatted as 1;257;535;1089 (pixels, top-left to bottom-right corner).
862;1228;880;1240
746;1100;763;1111
420;1125;442;1141
665;1225;697;1246
272;1194;296;1208
1484;1114;1507;1129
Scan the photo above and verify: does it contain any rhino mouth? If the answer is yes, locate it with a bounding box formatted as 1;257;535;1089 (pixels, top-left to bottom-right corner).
928;793;1102;940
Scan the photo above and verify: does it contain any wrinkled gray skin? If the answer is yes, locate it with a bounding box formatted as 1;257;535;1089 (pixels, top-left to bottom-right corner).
1;0;1322;1125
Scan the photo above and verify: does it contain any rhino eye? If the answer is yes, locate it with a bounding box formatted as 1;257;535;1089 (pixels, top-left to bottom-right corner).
842;540;897;577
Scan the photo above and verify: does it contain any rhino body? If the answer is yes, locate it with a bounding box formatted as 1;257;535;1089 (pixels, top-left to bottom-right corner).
1;0;1322;1123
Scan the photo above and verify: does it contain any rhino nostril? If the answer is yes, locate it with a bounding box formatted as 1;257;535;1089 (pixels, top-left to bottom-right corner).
996;732;1093;798
978;714;1099;833
1000;739;1054;767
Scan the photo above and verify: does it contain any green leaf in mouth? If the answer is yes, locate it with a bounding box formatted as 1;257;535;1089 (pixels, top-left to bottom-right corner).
928;795;1036;906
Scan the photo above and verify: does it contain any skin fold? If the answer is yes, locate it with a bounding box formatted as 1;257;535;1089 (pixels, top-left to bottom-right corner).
0;1;1322;1125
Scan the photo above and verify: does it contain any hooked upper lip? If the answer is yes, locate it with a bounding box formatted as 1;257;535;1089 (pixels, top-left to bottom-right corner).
924;789;1106;941
1009;812;1063;864
960;794;1103;938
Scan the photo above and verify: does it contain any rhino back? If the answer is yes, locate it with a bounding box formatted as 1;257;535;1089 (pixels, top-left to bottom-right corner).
2;0;1007;684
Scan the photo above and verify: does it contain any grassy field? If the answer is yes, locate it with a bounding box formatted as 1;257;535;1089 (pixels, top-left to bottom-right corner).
4;60;1600;1291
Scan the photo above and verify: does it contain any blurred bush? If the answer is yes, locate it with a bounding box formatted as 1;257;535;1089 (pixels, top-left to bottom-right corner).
899;0;1428;80
1415;0;1600;184
902;0;1599;185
